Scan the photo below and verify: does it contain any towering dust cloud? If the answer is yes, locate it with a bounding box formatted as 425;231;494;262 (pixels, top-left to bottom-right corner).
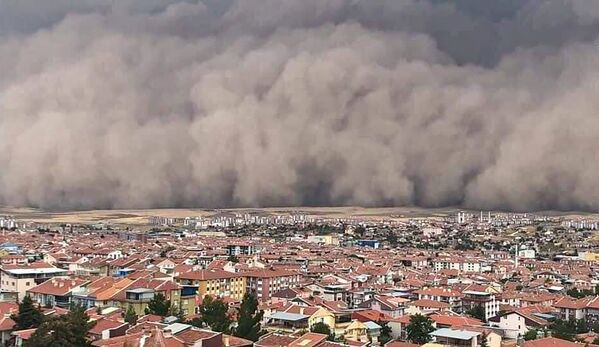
1;0;599;211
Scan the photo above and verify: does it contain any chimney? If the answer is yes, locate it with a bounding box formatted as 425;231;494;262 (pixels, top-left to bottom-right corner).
299;307;304;315
163;328;172;338
223;336;230;346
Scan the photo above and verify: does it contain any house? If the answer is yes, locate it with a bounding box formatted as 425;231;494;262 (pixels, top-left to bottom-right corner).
28;277;90;308
256;332;354;347
266;304;335;335
522;337;580;347
553;297;587;321
0;302;18;345
88;317;129;340
405;299;451;315
431;328;481;347
414;287;462;311
155;259;177;274
0;242;21;255
344;320;370;344
363;321;382;345
11;329;35;347
352;309;393;323
488;310;551;339
227;243;255;256
432;258;482;273
359;295;407;318
461;290;499;321
455;326;502;347
0;263;68;301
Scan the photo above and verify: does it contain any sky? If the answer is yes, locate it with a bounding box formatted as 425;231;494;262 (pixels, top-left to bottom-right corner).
1;0;599;211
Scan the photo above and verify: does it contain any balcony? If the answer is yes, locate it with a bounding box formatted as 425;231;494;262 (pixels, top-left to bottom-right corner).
125;288;155;302
181;286;199;297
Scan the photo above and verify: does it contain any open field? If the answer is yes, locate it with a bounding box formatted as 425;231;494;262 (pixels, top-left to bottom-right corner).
0;206;459;225
1;206;599;227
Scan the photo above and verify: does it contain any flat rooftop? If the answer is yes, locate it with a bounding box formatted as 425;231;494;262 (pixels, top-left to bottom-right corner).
4;268;67;275
431;328;481;340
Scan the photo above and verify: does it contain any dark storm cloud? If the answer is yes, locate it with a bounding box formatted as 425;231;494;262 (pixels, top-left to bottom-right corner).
1;0;598;211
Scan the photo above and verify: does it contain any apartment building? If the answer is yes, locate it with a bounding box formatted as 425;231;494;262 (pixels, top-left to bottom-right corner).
175;269;247;313
0;263;68;301
245;269;301;302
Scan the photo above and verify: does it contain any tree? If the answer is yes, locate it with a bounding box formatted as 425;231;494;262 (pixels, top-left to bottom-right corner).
234;293;264;341
524;329;538;341
160;245;176;258
378;321;393;345
199;295;232;333
187;317;203;328
310;322;334;341
168;303;186;322
11;295;44;330
124;305;138;326
386;233;398;247
467;305;486;321
406;314;435;344
145;293;171;317
576;319;589;334
550;319;576;341
354;226;366;238
227;255;239;263
567;288;584;299
25;304;95;347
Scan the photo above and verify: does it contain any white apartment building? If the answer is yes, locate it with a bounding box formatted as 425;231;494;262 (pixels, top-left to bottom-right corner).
1;265;68;301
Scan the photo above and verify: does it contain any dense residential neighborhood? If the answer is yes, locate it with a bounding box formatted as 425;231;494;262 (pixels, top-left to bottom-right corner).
0;210;598;346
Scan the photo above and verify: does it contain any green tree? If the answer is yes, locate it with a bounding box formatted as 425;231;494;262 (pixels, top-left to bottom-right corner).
234;293;264;341
310;322;334;341
467;305;486;321
378;321;392;345
187;317;203;328
145;293;171;317
576;319;589;334
25;304;95;347
124;305;138;326
550;319;576;341
227;255;239;263
168;303;186;322
524;329;538;341
11;295;44;330
160;245;176;258
567;288;584;299
406;314;435;344
354;226;366;238
386;233;398;247
199;295;231;332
